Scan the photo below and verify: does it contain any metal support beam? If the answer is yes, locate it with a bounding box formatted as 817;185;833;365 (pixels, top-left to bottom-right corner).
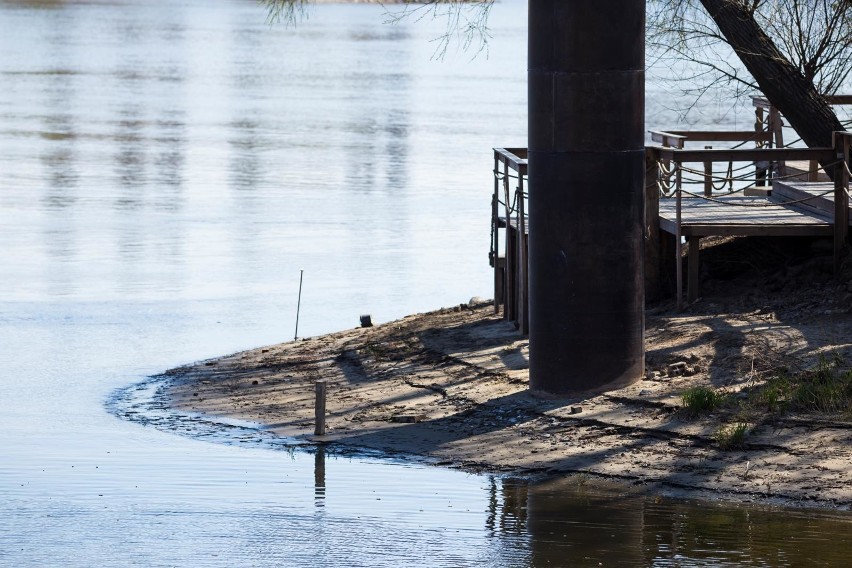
528;1;645;394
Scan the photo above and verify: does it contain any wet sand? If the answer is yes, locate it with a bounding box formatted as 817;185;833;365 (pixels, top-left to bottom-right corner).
164;240;852;509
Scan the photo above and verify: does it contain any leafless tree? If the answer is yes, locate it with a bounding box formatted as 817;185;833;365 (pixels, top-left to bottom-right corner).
649;0;852;99
264;0;851;151
684;0;848;153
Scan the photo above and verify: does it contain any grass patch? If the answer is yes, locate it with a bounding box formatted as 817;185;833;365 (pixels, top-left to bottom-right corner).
681;386;725;415
715;422;749;450
747;354;852;416
361;341;391;361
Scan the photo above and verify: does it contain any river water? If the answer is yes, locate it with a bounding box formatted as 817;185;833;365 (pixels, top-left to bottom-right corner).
1;0;851;566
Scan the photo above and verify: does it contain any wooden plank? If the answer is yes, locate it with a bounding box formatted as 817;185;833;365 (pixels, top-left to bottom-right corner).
658;147;834;163
503;158;514;322
658;194;836;238
675;169;683;310
660;230;678;297
752;96;771;110
835;133;851;275
506;227;516;322
492;152;501;313
688;238;700;303
650;131;686;148
494;260;505;308
521;233;529;335
516;175;527;335
644;151;662;301
773;181;836;216
493;147;528;171
660;220;832;238
703;158;712;197
660;197;834;224
773;181;852;226
655;130;774;143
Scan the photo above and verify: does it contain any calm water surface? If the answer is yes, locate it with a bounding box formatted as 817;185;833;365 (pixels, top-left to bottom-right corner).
1;0;851;566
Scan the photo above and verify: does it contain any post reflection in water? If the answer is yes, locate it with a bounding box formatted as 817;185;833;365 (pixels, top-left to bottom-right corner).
314;446;326;507
485;476;528;536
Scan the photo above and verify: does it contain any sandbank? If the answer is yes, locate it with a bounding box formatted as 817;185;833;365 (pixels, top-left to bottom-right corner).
163;237;852;509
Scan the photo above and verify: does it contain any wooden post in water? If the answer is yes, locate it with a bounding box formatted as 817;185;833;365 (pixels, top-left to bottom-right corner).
527;1;645;394
314;379;327;436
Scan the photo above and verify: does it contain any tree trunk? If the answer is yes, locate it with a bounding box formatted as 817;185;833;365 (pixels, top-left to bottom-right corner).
699;0;843;156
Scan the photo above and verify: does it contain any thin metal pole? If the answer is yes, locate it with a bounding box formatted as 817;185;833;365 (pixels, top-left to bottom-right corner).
294;269;304;341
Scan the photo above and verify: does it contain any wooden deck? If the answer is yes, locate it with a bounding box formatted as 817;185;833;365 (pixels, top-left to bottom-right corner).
493;132;851;329
658;195;837;238
657;191;847;305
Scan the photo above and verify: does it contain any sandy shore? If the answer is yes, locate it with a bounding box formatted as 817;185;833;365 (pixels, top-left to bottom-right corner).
163;237;852;509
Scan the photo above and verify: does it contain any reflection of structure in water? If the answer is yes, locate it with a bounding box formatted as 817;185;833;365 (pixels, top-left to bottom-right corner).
314;447;326;507
490;475;852;565
526;478;645;566
485;477;528;535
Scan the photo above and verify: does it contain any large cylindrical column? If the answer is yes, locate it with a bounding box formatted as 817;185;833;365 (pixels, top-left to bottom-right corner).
528;1;645;394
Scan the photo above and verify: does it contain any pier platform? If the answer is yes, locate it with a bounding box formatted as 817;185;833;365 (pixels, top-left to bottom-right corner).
492;132;851;327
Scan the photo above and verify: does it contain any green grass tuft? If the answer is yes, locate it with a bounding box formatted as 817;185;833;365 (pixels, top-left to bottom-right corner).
715;422;749;450
681;386;725;415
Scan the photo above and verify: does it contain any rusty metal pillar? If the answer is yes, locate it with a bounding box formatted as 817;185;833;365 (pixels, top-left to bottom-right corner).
528;1;645;394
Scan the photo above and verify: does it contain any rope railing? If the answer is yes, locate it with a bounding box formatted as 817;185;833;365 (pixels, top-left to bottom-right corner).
492;173;528;210
677;165;753;183
493;170;527;182
677;187;836;208
677;167;826;185
491;148;530;328
660;160;761;180
654;158;842;198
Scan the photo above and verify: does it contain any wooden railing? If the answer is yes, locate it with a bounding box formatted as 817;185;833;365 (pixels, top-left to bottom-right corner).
646;132;851;308
834;131;852;268
491;148;528;332
753;94;852;180
492;98;852;318
650;128;782;193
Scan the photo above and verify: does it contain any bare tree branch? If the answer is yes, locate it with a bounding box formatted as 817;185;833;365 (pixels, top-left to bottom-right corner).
383;1;494;58
649;0;852;100
261;0;494;58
